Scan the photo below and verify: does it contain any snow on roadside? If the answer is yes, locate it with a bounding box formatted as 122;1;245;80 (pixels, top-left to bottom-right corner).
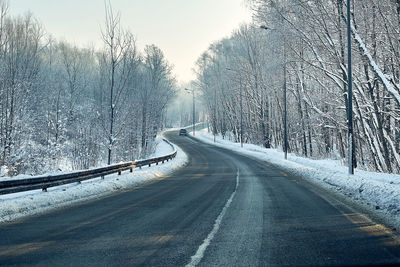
0;136;188;224
193;129;400;229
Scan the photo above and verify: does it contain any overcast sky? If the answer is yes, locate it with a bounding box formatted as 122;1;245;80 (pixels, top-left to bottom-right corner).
9;0;252;83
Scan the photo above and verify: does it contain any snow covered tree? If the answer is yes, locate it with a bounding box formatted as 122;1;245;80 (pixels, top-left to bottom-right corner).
0;1;177;176
197;0;400;173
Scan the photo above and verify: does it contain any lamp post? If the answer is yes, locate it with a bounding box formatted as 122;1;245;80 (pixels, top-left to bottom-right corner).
214;87;217;143
226;68;243;147
347;0;354;174
240;78;243;148
283;49;288;160
185;88;195;136
260;25;288;159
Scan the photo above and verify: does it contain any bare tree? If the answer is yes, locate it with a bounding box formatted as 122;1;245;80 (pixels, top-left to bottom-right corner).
195;0;400;173
100;1;136;165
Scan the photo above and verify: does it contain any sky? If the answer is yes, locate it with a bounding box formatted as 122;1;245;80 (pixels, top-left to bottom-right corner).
9;0;252;83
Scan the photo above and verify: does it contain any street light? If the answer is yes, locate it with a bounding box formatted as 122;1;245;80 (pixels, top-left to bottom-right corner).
185;88;195;136
260;25;288;160
226;68;243;148
214;87;217;143
347;0;354;175
260;25;276;31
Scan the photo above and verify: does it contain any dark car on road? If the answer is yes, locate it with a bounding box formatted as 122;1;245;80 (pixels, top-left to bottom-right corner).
179;129;187;136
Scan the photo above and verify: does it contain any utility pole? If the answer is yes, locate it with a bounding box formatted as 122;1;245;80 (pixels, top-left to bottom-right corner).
240;77;243;148
214;87;217;143
260;25;287;159
283;48;288;160
192;89;195;136
347;0;354;175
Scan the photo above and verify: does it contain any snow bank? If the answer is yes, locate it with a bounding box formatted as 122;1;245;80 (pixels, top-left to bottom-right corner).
0;136;188;223
194;129;400;228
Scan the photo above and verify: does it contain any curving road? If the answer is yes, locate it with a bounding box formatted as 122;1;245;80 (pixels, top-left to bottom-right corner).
0;130;399;266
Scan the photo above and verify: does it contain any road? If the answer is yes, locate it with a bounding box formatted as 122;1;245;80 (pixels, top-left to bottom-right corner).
0;130;399;266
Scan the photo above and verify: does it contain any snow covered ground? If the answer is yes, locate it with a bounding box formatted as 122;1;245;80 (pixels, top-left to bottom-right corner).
193;128;400;229
0;135;188;224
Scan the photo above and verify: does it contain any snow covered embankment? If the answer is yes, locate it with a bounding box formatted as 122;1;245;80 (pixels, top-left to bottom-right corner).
194;129;400;228
0;136;188;223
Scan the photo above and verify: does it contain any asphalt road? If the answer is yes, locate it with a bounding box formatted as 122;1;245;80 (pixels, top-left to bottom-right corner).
0;130;400;266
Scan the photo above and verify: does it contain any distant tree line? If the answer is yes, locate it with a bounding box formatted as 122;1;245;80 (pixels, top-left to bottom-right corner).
0;2;176;176
196;0;400;173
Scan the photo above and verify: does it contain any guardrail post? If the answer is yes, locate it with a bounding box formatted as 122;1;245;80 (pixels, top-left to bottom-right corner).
118;170;121;175
130;168;133;172
148;163;151;167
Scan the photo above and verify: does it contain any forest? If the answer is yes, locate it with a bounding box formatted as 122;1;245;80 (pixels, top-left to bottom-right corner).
196;0;400;173
0;2;176;176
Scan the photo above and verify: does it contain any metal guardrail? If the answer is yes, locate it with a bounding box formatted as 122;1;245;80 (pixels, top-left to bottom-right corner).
0;139;177;195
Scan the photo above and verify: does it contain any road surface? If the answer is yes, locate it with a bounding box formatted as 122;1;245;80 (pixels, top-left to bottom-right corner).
0;130;399;266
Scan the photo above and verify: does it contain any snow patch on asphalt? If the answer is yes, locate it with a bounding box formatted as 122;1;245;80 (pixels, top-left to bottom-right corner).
193;129;400;229
0;136;188;224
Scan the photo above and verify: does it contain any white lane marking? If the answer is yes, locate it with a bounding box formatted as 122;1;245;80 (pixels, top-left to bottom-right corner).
186;169;240;267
